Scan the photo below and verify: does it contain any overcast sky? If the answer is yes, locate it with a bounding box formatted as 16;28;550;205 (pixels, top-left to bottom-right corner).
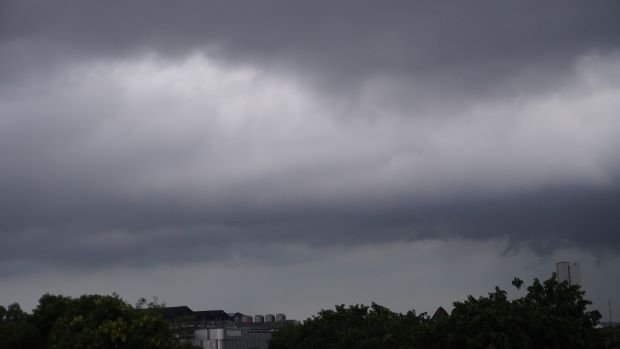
1;0;620;320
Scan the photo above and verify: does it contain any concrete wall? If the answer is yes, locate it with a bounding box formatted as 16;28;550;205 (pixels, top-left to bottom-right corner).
191;328;271;349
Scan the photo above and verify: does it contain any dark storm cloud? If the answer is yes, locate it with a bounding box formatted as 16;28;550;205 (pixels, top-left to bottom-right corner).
1;1;620;273
2;1;620;95
2;185;620;272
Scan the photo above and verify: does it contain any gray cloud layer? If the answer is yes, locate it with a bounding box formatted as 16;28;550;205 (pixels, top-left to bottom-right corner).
1;1;620;273
3;1;620;94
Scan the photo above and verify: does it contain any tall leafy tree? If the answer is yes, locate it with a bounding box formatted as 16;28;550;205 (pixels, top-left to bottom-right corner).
270;303;428;349
1;294;198;349
0;303;41;349
271;275;604;349
442;276;603;349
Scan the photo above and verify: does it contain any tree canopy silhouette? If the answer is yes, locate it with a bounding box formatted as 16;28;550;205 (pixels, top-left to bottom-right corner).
270;275;604;349
0;294;197;349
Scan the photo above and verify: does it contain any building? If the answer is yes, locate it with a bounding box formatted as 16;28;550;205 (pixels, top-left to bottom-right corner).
161;306;194;321
160;306;296;349
556;261;581;285
431;306;449;321
192;328;272;349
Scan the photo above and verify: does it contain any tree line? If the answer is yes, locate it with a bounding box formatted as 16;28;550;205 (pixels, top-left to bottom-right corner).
270;276;615;349
0;294;197;349
1;275;617;349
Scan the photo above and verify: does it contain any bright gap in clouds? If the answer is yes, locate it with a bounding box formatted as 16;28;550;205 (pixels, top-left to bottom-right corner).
1;51;620;265
36;51;620;202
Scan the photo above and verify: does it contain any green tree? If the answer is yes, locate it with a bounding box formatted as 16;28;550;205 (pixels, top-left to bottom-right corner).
32;294;72;347
43;294;196;349
439;274;603;349
270;302;428;349
1;294;198;349
271;275;604;349
0;303;41;349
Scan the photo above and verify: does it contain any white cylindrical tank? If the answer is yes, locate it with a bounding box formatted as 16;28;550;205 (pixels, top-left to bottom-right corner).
265;314;275;322
275;313;286;322
241;315;253;323
254;315;264;323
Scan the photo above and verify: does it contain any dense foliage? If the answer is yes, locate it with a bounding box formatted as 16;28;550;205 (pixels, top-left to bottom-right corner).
0;275;608;349
270;275;605;349
0;294;197;349
270;303;431;349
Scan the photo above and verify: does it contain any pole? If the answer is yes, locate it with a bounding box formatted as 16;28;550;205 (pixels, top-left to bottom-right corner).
609;299;613;327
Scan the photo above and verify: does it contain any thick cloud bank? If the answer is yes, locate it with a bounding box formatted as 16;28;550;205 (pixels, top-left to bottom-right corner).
1;1;620;272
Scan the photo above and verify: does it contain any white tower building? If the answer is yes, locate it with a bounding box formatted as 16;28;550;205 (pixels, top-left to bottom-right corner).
556;261;581;286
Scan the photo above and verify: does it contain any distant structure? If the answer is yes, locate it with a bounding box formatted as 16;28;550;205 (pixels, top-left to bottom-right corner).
556;261;581;286
160;306;297;349
431;307;449;321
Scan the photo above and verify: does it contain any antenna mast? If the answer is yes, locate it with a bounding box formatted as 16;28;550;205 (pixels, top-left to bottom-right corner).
609;299;613;327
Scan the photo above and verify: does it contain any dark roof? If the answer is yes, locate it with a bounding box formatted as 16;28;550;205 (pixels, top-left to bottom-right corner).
229;312;246;320
194;310;232;322
431;306;449;321
160;306;194;321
